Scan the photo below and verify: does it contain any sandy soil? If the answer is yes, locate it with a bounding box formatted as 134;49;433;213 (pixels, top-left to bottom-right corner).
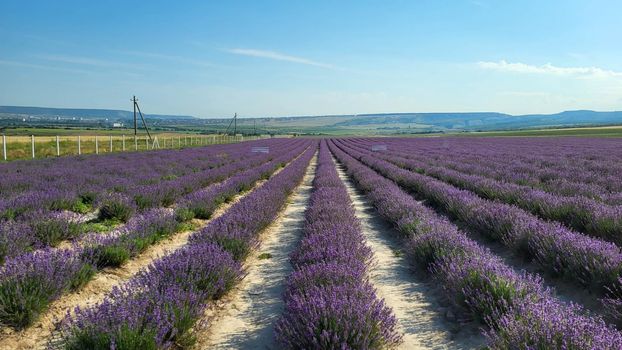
193;156;316;350
0;226;198;350
0;177;276;350
335;161;485;350
405;182;608;318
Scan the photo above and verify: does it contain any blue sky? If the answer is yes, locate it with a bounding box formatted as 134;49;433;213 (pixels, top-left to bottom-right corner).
1;0;621;118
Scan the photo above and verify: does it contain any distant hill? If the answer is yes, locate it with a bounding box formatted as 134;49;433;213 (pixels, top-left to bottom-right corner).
249;110;622;134
1;105;621;134
328;110;622;131
0;106;195;120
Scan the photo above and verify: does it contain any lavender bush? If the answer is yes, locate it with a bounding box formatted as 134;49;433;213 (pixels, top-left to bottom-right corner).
329;139;622;349
60;243;241;349
0;248;94;328
58;143;317;347
361;139;622;245
189;146;317;260
0;140;312;330
0;139;303;259
276;140;402;349
334;139;622;316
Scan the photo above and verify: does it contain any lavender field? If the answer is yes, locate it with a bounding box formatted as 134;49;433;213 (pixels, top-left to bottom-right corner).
1;136;622;349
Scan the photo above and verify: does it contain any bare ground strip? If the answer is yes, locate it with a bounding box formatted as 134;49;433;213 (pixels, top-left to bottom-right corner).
0;174;284;350
334;160;485;350
193;156;316;350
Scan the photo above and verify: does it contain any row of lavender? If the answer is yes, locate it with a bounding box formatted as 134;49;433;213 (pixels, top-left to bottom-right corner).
329;139;622;349
336;139;622;324
275;140;401;348
350;138;622;245
0;140;262;213
388;137;622;194
0;139;294;226
0;141;312;329
369;137;622;201
0;139;301;262
379;140;622;204
84;140;308;269
0;138;287;200
0;144;268;262
56;144;317;348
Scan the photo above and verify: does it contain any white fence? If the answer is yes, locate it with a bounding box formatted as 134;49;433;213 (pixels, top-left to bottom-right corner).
1;134;269;161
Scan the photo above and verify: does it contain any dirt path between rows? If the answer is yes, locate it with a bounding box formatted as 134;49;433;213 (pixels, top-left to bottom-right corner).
193;156;316;350
0;177;278;350
359;149;611;319
335;161;485;350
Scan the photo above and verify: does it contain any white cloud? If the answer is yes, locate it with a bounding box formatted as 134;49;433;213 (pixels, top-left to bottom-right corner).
224;48;334;69
477;60;622;79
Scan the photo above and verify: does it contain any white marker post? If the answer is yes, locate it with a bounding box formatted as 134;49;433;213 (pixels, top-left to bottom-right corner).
56;136;60;156
2;135;6;161
78;136;81;155
31;135;35;159
122;135;126;151
134;135;138;150
95;136;99;154
109;135;113;152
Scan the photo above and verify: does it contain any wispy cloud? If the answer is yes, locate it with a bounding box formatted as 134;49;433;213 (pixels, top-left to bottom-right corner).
478;60;622;79
469;0;487;8
224;48;334;69
116;50;216;68
187;40;210;49
0;58;143;79
21;34;73;47
0;59;92;74
36;54;146;70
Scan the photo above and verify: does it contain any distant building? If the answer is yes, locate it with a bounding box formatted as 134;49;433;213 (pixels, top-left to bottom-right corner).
112;122;124;128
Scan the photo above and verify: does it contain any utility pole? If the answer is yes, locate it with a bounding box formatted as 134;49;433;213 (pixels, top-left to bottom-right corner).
131;96;152;142
224;113;238;136
132;95;138;136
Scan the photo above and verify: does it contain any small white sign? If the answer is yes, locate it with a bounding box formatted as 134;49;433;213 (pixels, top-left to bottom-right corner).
371;144;387;151
252;146;270;153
